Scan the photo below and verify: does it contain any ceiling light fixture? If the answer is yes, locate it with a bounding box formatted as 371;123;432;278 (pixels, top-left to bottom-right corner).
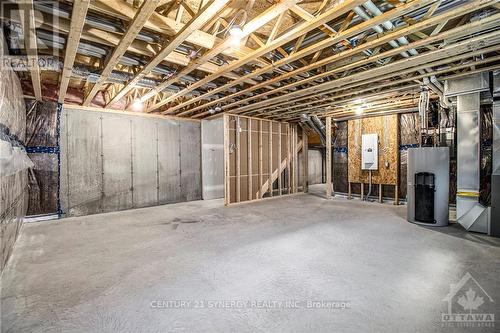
229;24;244;47
131;98;144;112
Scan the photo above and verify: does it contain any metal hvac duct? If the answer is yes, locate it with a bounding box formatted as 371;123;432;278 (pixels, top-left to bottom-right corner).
444;73;491;234
301;114;325;145
491;77;500;237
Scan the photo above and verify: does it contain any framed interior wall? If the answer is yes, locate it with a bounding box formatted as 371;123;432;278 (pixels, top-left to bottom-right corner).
347;114;400;203
223;114;306;205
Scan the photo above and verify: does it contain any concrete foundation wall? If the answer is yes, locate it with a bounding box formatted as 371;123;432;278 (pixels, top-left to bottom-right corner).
201;118;224;200
60;107;201;217
308;149;323;185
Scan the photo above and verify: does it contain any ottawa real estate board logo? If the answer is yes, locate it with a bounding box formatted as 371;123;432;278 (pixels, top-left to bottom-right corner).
442;272;495;328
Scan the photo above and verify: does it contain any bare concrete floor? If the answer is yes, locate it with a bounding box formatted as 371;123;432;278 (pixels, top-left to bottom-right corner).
2;193;500;332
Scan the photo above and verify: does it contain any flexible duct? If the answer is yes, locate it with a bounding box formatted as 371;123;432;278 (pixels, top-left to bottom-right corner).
362;1;418;56
353;6;411;58
301;114;326;145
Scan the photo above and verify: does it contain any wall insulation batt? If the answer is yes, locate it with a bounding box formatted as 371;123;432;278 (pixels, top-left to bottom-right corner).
0;30;31;273
59;107;201;217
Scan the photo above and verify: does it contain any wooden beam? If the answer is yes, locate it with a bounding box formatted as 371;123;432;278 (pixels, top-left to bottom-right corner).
20;0;42;100
261;46;500;120
145;0;300;111
258;119;263;199
278;123;282;195
188;0;494;118
248;119;253;201
59;0;90;103
106;0;230;107
268;12;286;44
224;114;230;206
230;27;500;116
236;116;241;203
83;0;161;106
287;123;291;194
161;0;368;115
268;121;273;197
302;128;308;193
325;117;332;198
86;0;235;56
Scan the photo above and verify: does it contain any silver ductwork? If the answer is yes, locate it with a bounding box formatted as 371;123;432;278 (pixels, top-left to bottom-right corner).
444;73;491;234
492;99;500;237
301;114;326;145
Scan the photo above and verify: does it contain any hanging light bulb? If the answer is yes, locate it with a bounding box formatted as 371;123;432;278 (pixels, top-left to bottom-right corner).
229;24;244;47
131;98;143;112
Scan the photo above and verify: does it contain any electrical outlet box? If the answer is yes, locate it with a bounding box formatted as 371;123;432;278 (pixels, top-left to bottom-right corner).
361;134;378;170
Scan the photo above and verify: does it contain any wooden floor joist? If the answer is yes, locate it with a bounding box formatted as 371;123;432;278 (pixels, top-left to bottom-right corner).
58;0;90;104
20;0;42;101
83;0;162;106
106;0;231;107
13;0;500;121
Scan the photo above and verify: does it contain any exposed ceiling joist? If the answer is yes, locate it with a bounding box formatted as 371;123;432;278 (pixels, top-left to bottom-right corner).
106;0;231;108
168;0;435;117
59;0;90;104
234;31;500;117
141;0;302;111
210;2;499;118
151;0;370;113
83;0;162;106
20;0;42;101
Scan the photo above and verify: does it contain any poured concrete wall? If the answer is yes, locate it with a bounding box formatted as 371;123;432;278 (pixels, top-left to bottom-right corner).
201;118;224;200
60;107;201;217
308;149;323;185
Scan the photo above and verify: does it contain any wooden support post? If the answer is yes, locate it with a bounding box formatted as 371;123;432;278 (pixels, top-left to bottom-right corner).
361;182;364;201
395;185;399;205
395;114;400;205
287;123;291;194
278;123;282;195
302;127;308;193
258;119;263;199
248;119;252;201
325;117;332;198
236;116;241;203
223;114;230;206
291;125;295;193
348;182;352;199
379;184;383;203
268;121;273;197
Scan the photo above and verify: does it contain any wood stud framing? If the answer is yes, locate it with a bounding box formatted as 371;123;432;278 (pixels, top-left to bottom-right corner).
83;0;162;106
58;0;90;103
107;0;231;108
224;115;304;205
13;0;498;121
20;0;42;101
325;116;332;198
12;1;500;205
